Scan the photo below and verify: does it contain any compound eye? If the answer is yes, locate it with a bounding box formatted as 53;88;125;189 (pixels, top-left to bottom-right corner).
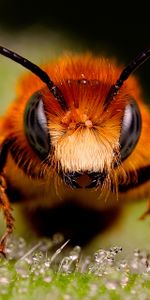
120;100;142;161
24;92;50;160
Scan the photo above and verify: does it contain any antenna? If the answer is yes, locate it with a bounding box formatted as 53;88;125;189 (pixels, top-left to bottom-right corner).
0;46;68;110
104;48;150;110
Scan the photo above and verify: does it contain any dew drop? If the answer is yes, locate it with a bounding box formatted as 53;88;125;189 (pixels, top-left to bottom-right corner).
32;251;44;262
120;274;129;288
15;260;29;278
52;233;64;245
94;249;106;263
105;279;119;290
69;246;81;260
43;276;52;283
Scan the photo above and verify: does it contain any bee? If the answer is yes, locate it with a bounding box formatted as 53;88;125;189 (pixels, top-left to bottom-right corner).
0;45;149;255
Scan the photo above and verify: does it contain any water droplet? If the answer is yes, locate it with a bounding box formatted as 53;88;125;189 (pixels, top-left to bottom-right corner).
79;256;91;273
18;237;26;249
44;258;51;268
0;266;12;285
105;279;119;290
109;246;122;254
94;249;106;263
15;260;29;278
32;251;44;262
52;233;64;245
43;275;52;283
134;249;141;257
69;246;81;260
118;260;128;270
120;274;129;287
39;238;53;252
58;257;71;273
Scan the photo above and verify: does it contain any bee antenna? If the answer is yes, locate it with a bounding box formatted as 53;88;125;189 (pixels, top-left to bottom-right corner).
104;48;150;110
0;46;68;111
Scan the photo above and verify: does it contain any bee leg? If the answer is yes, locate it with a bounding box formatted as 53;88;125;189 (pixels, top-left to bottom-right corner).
0;173;14;256
0;138;15;256
139;199;150;220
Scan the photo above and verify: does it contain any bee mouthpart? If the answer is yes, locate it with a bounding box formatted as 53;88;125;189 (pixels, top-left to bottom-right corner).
60;171;107;189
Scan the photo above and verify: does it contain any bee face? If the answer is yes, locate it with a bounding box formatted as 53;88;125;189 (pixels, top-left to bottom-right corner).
24;81;122;188
47;79;122;188
23;72;142;189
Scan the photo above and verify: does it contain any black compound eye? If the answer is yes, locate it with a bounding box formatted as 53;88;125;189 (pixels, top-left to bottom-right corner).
24;92;50;160
120;100;142;161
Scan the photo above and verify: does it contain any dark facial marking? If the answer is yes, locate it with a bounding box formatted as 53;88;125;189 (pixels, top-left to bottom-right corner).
59;170;107;189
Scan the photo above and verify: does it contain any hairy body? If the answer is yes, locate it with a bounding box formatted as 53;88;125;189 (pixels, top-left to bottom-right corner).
1;54;150;208
0;51;150;252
